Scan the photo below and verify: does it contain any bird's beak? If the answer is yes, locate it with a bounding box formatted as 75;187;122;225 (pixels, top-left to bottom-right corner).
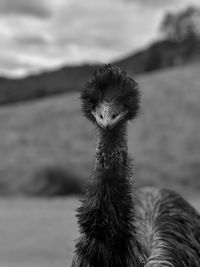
92;102;127;130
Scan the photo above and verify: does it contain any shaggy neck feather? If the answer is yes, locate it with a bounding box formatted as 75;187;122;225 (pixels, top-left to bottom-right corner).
74;124;144;267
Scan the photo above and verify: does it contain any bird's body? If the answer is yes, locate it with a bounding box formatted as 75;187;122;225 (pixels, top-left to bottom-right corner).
71;65;200;267
134;187;200;266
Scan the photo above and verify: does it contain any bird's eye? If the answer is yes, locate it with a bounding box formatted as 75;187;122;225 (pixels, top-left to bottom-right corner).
91;103;96;110
122;96;134;108
87;98;97;109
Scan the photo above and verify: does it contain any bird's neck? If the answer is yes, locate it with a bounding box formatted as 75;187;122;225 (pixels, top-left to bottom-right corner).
74;124;144;267
95;124;128;172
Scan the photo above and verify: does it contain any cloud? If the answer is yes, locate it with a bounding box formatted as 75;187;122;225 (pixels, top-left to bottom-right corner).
124;0;181;8
0;53;37;77
0;0;199;77
49;0;160;59
124;0;200;9
0;0;51;19
15;34;49;48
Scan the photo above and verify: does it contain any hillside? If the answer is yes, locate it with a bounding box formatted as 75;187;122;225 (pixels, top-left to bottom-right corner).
0;39;199;105
0;64;200;196
0;64;98;104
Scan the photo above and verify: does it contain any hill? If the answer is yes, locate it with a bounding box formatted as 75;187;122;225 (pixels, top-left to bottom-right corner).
0;64;97;105
0;63;200;196
0;39;199;105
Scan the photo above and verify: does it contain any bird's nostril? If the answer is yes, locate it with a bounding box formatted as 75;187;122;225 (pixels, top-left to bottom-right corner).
112;114;116;119
100;114;103;119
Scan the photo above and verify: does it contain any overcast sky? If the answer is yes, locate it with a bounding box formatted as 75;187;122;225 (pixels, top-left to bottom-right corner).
0;0;199;77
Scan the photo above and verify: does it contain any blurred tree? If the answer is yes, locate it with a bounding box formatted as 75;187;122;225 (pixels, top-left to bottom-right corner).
160;6;200;43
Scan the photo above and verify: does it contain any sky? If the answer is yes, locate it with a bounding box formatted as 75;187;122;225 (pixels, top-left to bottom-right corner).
0;0;199;77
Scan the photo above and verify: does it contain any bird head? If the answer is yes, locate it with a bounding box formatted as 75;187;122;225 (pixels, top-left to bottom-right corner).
80;64;140;131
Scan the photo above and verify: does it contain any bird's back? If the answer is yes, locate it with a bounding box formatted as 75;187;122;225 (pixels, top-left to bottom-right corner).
134;187;200;267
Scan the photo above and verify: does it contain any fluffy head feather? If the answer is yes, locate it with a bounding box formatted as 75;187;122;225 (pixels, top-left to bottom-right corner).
80;64;140;124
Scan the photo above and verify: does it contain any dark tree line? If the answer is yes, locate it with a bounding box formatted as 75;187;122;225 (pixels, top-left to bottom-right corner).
144;6;200;72
160;6;200;43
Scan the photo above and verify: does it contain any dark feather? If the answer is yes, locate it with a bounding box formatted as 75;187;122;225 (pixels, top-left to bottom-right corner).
72;65;200;267
80;64;140;122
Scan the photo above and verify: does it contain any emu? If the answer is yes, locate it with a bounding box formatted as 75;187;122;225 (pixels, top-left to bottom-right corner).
71;65;200;267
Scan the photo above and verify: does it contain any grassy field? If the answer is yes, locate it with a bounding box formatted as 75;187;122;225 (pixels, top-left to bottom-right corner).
0;63;199;195
0;63;200;266
0;197;199;267
0;198;78;267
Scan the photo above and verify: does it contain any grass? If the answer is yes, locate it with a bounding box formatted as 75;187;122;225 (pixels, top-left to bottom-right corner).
0;63;200;195
0;91;93;194
0;63;200;266
0;198;78;267
0;197;200;267
133;63;200;194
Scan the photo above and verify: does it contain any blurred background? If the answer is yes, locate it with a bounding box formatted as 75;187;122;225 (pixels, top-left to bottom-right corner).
0;0;200;266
